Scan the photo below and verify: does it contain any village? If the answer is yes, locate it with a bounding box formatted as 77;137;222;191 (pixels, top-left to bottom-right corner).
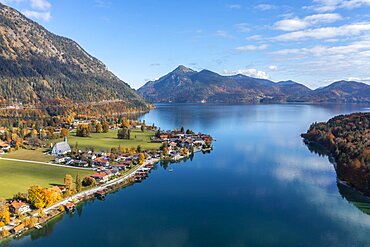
0;118;213;240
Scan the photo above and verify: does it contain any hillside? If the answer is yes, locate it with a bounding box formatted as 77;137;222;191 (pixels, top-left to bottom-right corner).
0;3;149;115
138;66;370;103
302;113;370;194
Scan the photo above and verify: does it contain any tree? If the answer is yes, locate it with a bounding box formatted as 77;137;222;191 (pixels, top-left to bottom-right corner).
137;145;142;153
102;120;109;133
180;126;184;133
0;198;10;225
60;128;70;138
96;122;103;133
82;177;96;187
141;125;145;132
76;124;91;137
138;153;145;165
76;174;82;193
118;127;130;140
64;174;75;195
28;186;46;209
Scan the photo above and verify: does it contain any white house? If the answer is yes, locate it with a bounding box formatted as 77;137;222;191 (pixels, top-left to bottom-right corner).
52;137;71;156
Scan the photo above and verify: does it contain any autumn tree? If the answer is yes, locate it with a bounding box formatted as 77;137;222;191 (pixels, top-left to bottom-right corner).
60;128;70;138
0;198;10;225
64;174;75;196
95;122;103;133
76;174;82;193
28;186;46;209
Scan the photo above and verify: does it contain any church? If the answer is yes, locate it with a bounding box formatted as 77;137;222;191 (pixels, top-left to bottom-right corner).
51;137;71;156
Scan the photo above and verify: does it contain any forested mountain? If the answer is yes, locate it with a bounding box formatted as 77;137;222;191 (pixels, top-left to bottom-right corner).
138;66;370;103
0;3;149;115
302;113;370;194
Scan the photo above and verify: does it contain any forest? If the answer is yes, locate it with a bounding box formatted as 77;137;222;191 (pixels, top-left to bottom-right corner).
302;112;370;194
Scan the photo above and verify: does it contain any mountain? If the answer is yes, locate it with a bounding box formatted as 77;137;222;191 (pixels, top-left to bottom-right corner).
293;80;370;103
138;66;312;103
138;66;370;103
0;3;149;115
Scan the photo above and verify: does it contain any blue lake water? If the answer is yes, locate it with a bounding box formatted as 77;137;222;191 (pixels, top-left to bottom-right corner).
3;103;370;247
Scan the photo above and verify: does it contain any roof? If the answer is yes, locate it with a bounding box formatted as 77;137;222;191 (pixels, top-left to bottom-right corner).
10;201;28;210
13;223;25;232
53;141;71;153
91;172;108;178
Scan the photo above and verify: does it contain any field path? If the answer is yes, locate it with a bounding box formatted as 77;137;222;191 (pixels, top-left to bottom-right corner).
0;157;93;170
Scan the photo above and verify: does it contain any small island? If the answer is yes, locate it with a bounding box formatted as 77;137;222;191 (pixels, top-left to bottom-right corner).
0;117;213;240
301;112;370;194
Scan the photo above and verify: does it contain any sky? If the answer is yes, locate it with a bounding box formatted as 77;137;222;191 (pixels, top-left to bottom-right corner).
2;0;370;89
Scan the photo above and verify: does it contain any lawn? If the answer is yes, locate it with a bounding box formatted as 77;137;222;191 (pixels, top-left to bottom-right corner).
2;149;54;162
65;129;161;152
0;159;92;199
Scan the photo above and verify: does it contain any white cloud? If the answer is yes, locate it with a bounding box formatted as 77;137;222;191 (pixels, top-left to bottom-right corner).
255;3;276;11
274;13;343;31
245;35;263;41
268;65;278;71
310;0;370;12
22;9;50;21
275;22;370;41
215;30;232;38
235;23;250;33
29;0;50;10
223;68;270;79
235;44;268;51
227;4;242;9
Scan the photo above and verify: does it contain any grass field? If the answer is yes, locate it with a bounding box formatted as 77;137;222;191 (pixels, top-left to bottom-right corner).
3;149;54;162
66;129;161;151
0;159;92;199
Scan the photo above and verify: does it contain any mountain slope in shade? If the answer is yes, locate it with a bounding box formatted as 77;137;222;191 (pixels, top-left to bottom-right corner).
138;66;312;103
0;3;149;112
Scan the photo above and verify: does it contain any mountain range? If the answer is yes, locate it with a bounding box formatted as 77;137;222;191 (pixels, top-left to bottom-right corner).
138;65;370;103
0;3;149;114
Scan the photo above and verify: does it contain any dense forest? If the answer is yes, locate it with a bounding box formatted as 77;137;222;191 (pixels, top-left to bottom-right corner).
302;112;370;194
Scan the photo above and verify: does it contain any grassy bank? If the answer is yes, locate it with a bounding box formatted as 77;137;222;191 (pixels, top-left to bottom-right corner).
0;159;92;199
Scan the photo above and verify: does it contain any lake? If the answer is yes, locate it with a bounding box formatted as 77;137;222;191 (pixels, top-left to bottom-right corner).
3;103;370;247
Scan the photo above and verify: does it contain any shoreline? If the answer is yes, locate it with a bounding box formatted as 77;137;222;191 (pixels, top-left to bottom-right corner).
0;149;208;243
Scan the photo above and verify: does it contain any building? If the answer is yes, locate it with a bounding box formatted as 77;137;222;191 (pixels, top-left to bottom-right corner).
51;137;71;156
91;172;109;183
9;201;31;215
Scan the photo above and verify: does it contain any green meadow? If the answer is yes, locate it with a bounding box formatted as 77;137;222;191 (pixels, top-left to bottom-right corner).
0;159;92;199
66;129;161;151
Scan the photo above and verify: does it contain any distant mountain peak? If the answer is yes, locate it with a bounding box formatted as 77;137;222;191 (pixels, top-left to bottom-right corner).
173;65;194;73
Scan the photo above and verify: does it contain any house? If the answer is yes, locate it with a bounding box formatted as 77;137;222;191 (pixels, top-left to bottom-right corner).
0;142;10;151
51;137;71;156
55;157;66;163
160;134;169;140
11;223;26;234
0;150;5;155
93;157;109;166
9;201;31;215
91;172;109;183
0;127;5;133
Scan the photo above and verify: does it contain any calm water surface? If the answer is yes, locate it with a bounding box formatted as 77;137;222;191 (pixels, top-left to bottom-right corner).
3;103;370;247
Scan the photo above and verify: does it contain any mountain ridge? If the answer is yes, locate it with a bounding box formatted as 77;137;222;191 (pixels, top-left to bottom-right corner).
138;65;370;103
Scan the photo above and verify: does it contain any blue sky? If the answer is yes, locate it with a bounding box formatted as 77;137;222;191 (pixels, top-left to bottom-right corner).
2;0;370;89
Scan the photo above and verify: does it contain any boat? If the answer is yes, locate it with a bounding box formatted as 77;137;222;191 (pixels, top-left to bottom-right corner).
34;224;43;230
169;168;173;172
